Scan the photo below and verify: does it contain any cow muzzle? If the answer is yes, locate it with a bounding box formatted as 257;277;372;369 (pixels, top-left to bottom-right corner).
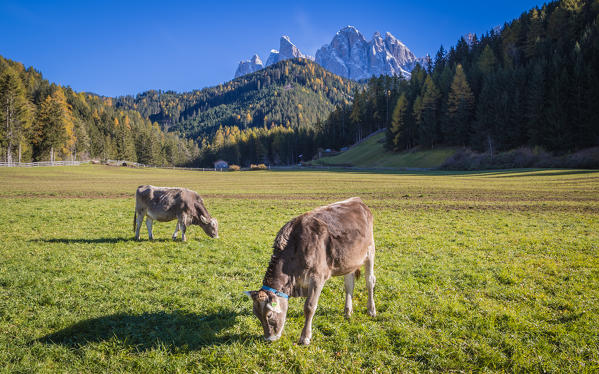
263;334;281;342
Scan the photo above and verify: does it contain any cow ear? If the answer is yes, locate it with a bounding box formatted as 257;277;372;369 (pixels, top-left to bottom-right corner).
244;290;257;299
200;215;209;224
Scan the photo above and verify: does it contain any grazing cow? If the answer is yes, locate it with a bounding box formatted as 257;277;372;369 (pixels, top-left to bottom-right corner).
245;197;376;345
134;185;218;241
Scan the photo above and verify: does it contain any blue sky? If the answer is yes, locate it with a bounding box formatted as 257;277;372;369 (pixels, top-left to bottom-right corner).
1;0;545;97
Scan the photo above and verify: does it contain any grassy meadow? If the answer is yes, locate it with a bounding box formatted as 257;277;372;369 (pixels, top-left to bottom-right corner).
0;165;598;373
309;132;456;168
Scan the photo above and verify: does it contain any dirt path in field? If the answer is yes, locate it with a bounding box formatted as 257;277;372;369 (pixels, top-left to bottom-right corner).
1;192;597;212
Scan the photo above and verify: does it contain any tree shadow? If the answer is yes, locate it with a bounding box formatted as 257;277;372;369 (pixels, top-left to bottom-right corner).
30;237;171;244
491;170;598;178
37;310;250;351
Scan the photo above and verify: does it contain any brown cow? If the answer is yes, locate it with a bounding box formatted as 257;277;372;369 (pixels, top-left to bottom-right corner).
245;197;376;345
134;185;218;241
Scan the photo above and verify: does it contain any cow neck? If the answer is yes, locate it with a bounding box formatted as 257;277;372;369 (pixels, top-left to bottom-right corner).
262;252;293;297
195;203;209;219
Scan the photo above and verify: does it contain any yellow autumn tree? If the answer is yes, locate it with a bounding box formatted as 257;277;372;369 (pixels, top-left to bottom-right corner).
33;87;75;161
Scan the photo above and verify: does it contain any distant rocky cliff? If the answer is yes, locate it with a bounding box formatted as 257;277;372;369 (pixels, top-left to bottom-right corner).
234;54;263;78
315;26;424;80
234;26;425;80
235;36;306;78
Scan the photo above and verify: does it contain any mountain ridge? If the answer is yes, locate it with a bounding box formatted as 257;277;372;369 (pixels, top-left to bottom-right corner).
234;26;425;80
316;26;426;80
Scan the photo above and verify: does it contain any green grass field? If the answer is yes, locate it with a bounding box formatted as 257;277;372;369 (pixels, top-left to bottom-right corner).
1;165;598;373
309;132;456;168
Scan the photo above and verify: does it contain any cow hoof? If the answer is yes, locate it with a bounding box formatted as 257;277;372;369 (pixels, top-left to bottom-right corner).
368;310;376;317
344;308;353;319
298;337;311;345
172;236;177;241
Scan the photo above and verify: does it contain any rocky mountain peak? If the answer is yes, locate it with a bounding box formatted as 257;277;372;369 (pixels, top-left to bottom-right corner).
338;25;361;36
250;54;262;64
234;54;264;78
235;35;309;77
277;35;304;63
316;26;422;80
233;27;424;80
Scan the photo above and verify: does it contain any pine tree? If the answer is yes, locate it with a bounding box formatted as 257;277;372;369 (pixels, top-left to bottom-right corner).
349;91;365;142
419;76;441;148
444;64;474;145
472;74;499;153
388;94;410;151
52;88;76;159
477;45;498;75
73;120;90;160
0;67;32;163
412;95;424;147
525;8;544;59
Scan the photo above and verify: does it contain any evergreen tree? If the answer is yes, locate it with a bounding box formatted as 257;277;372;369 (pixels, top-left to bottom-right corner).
444;64;474;145
419;76;441;148
477;45;498;75
0;67;32;163
387;93;411;151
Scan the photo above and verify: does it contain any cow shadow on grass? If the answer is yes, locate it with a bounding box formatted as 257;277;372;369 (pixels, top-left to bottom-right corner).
31;237;171;244
38;310;252;351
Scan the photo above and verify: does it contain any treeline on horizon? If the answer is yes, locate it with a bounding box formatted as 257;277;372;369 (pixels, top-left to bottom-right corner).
194;0;599;167
3;0;597;168
193;76;394;167
369;0;598;154
0;55;199;165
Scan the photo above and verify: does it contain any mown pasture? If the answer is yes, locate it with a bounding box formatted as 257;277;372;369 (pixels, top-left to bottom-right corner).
0;165;598;373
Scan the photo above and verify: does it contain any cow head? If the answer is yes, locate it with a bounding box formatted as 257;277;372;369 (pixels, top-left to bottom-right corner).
198;215;218;238
244;289;289;341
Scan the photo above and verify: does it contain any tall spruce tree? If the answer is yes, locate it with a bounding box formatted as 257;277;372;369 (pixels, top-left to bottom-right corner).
0;67;32;163
444;64;474;145
387;94;410;151
419;76;441;148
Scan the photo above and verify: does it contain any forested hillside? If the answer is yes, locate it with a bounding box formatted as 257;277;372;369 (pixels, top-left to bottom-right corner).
5;0;595;168
190;0;599;168
323;0;599;158
0;56;198;165
189;74;395;167
114;58;358;140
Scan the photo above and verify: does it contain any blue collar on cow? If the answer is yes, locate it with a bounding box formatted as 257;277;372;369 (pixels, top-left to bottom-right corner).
261;285;289;299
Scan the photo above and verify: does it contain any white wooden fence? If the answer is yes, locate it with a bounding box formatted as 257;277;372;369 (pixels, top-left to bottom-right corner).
0;159;265;172
0;160;90;167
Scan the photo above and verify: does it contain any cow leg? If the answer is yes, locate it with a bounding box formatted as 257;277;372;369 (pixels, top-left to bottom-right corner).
172;221;179;240
298;281;324;345
146;217;154;240
180;223;187;242
344;273;355;319
365;243;376;317
135;210;145;240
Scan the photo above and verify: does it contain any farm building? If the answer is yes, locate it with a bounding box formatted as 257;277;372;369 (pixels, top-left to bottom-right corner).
213;160;228;169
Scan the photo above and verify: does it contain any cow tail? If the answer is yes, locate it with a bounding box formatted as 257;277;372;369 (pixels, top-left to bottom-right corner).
133;211;137;233
354;269;361;280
